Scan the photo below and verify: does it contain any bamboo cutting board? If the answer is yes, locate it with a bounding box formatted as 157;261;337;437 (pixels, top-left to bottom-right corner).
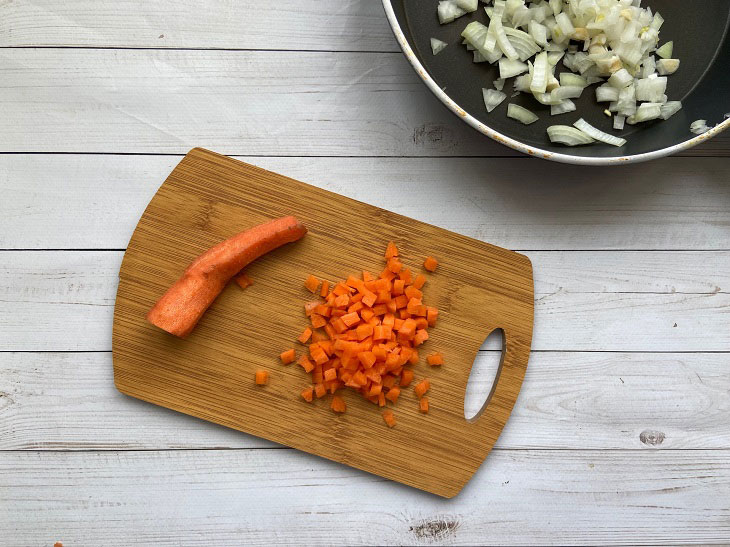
113;148;534;498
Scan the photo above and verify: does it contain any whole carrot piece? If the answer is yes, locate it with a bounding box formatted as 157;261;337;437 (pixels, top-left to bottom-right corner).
147;216;307;337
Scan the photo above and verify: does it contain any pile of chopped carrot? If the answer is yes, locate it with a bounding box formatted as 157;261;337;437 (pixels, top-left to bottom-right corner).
279;242;441;427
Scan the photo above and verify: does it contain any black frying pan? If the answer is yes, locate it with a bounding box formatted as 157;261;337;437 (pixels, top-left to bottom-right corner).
383;0;730;164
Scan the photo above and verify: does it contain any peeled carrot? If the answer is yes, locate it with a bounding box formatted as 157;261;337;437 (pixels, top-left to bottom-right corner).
290;241;441;426
426;352;443;366
423;256;439;272
419;397;429;413
254;370;269;385
147;216;306;338
280;349;296;364
301;387;314;402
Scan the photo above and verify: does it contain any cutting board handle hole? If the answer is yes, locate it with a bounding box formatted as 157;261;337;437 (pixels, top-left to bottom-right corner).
464;328;504;422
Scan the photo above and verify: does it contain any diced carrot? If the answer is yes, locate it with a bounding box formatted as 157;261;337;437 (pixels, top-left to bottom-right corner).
234;272;254;289
350;292;364;304
314;304;331;317
399;318;417;340
314;383;327;398
413;329;429;346
341;312;361;328
382;409;396;428
332;283;349;296
372;304;388;316
400;369;414;387
304;301;319;317
414;378;430;399
362;270;374;282
334;293;350;307
427;352;443;366
385;386;401;403
412;274;426;290
255;370;269;385
398;309;411;320
346;275;365;292
298;355;315;373
393;295;408;309
311;347;329;366
310;314;327;329
324;368;337;382
324;323;337;340
426;307;439;327
414;317;429;330
385;241;399;259
358;351;377;369
280;349;296;364
398;268;413;285
301;387;314;402
406;297;422;315
348;301;364;314
382;374;397;389
375;290;391;304
392;279;405;295
331;395;346;413
419;397;429;413
386;299;398;314
305;274;320;293
387;258;402;273
382;313;395;327
320;280;330;298
405;286;423;300
298;327;313;344
361;290;377;308
356;323;374;341
423;256;439;272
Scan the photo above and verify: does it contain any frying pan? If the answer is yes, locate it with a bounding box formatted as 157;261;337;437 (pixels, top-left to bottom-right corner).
383;1;730;164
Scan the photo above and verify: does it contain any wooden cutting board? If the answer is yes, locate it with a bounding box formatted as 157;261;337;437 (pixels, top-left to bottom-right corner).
112;148;534;498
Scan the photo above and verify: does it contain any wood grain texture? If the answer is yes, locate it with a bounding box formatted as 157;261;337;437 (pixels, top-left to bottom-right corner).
3;155;730;251
3;351;729;451
1;49;727;157
0;0;398;51
112;148;534;497
2;250;729;352
2;449;730;546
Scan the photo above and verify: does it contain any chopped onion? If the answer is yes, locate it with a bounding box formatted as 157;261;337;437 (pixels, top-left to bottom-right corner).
547;125;596;146
559;72;587;88
431;38;448;56
596;84;620;102
499;57;529;79
628;102;662;124
493;78;506;91
656;59;680;76
656;41;673;59
483;88;507;112
690;119;710;135
507;103;539;124
613;115;626;130
530;51;549;93
438;1;466;25
551;99;577;116
635;76;667;102
551;85;584;100
660;101;682;120
608;68;633;89
573;118;627;147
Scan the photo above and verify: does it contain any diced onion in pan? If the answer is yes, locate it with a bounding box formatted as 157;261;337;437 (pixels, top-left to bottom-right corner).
483;88;507;112
547;125;596;146
507;103;539;124
573;118;627;147
431;38;448;55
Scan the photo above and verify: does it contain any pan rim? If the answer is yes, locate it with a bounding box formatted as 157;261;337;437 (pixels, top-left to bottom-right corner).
382;0;730;165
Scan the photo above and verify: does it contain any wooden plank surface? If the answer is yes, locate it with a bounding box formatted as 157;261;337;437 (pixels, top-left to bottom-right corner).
0;0;398;51
2;154;730;251
1;49;727;157
2;251;727;352
3;350;729;451
2;449;729;546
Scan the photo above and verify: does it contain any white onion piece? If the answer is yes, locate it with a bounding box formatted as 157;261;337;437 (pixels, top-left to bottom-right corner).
628;102;662;124
573;118;627;147
656;59;680;76
530;51;549;93
529;20;548;46
547;125;595;146
499;57;529;78
656;41;673;58
483;88;507;112
559;72;587;88
438;1;466;24
596;85;619;102
635;76;667;102
690;119;710;135
493;78;506;91
660;101;682;120
608;68;633;89
551;99;577;116
613;115;626;130
551;85;584;100
431;38;448;56
507;103;539;124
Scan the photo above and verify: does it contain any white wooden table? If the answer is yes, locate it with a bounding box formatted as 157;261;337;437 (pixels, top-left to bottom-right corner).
1;2;729;545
